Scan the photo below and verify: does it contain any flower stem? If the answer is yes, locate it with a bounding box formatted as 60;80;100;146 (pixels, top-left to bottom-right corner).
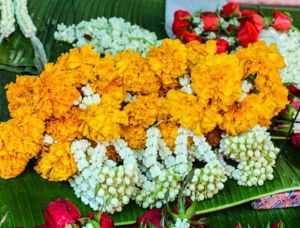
271;136;290;140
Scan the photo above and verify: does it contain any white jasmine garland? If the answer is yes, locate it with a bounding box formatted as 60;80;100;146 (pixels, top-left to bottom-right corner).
239;80;252;102
14;0;47;71
179;75;193;94
219;126;279;186
259;27;300;84
69;139;139;213
54;17;160;57
0;0;15;43
43;134;56;146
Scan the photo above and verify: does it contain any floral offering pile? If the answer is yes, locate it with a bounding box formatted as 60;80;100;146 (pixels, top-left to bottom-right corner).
0;34;289;215
172;1;300;84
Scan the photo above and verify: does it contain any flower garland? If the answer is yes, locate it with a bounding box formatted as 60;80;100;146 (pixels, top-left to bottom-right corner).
0;0;15;44
0;38;287;213
54;17;160;56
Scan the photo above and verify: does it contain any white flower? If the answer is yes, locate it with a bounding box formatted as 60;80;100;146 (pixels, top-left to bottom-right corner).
174;218;190;228
0;0;15;42
55;17;160;57
43;134;56;145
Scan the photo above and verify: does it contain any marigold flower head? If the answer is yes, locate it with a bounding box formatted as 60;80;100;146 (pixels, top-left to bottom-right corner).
0;153;28;179
124;94;162;129
114;50;160;94
46;108;83;142
0;115;45;159
191;53;243;111
236;41;285;78
159;121;179;149
35;141;77;181
6;76;37;118
186;40;216;68
33;64;81;120
147;39;187;89
56;45;102;85
120;125;147;149
80;104;128;142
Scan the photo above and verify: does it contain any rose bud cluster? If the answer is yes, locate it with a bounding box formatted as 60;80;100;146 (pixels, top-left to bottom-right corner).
219;126;279;186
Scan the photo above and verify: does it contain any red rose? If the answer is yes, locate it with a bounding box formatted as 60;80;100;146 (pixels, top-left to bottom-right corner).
292;134;300;148
227;24;235;32
42;199;81;228
200;12;220;31
221;2;241;17
137;208;162;228
176;30;201;43
241;9;264;32
273;10;291;32
100;212;114;228
237;21;259;47
287;85;300;98
172;10;192;33
215;38;229;54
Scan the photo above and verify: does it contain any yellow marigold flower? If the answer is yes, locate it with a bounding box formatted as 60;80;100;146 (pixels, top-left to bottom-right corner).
159;121;179;149
0;115;45;159
90;54;119;92
33;64;81;120
120;125;146;149
56;45;101;85
46;108;83;141
124;94;162;129
220;95;262;135
5;76;37;118
0;153;28;179
147;39;187;89
80;104;128;142
99;81;126;107
191;53;243;111
35;141;77;181
114;50;161;94
186;40;216;68
236;41;285;78
166;90;222;135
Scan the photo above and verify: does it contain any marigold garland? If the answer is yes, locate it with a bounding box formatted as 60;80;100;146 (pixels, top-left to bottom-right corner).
0;38;288;182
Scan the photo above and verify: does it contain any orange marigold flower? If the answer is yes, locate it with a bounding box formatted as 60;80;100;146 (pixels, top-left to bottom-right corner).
80;104;128;142
0;153;28;179
120;125;147;149
5;75;37;118
186;40;216;68
159;121;179;149
114;50;160;94
124;94;162;129
147;39;187;89
191;53;243;111
35;141;77;181
46;108;83;141
33;64;81;120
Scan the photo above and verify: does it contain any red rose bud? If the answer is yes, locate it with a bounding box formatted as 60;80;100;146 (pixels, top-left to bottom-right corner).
241;9;264;32
292;133;300;148
272;221;284;228
273;10;291;32
227;24;235;32
137;208;162;228
100;212;114;228
287;85;300;98
237;21;259;47
215;38;229;54
200;12;220;31
87;212;95;219
221;2;241;17
176;30;201;43
172;10;192;33
43;199;81;228
235;223;242;228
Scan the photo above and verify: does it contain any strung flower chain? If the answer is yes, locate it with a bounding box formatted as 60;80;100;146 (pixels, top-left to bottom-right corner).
54;17;160;56
14;0;47;71
69;139;139;213
73;84;100;109
179;75;193;94
0;0;15;44
218;126;279;186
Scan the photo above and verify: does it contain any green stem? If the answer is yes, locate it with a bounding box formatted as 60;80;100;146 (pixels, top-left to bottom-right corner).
271;136;290;140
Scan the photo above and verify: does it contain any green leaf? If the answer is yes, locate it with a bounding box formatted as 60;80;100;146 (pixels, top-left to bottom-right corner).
0;0;167;74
